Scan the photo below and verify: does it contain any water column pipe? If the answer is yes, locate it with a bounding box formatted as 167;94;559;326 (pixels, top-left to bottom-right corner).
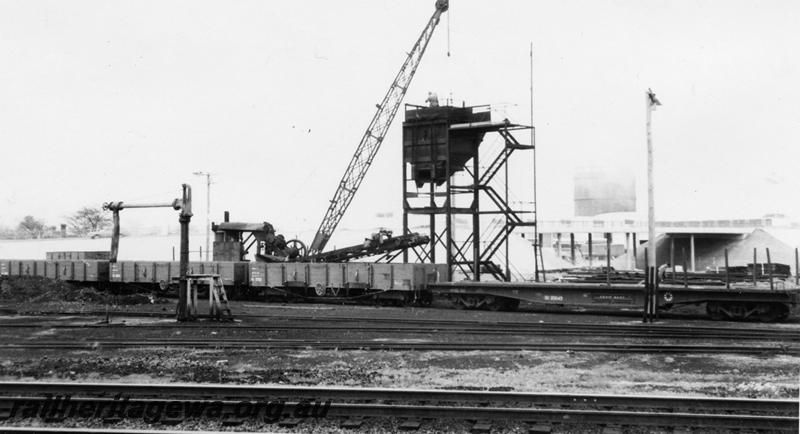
103;184;192;321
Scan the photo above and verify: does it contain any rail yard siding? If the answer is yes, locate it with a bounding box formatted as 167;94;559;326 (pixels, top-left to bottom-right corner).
107;261;246;287
1;258;446;292
247;262;446;291
0;259;109;282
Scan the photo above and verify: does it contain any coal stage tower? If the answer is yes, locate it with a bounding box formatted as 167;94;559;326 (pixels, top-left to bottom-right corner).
401;102;537;282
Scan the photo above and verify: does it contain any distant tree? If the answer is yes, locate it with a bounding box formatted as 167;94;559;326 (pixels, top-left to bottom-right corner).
0;225;16;239
42;225;61;238
17;215;45;238
68;207;111;236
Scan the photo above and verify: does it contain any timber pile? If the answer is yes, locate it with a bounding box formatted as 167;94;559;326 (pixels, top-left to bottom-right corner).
558;263;792;285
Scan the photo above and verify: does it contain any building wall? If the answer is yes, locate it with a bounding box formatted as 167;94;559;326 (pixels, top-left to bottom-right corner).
628;229;797;273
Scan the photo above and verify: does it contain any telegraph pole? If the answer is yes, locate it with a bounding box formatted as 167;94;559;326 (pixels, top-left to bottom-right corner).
531;42;540;282
646;89;661;270
193;171;211;261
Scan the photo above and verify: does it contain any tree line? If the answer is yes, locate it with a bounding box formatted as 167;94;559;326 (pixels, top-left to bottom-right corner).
0;207;111;240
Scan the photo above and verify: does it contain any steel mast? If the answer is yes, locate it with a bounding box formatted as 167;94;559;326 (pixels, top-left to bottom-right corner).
308;0;449;256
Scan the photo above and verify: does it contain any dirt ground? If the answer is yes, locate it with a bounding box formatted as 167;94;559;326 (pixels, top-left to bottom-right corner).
2;346;798;399
0;276;161;307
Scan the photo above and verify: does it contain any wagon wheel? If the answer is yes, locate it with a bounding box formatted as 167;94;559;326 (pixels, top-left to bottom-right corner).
286;239;307;260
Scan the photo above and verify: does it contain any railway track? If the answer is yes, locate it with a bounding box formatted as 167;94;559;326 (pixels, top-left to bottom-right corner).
9;322;799;341
1;338;797;354
5;303;792;325
4;309;799;353
3;314;800;342
0;382;796;432
1;429;235;434
4;309;799;354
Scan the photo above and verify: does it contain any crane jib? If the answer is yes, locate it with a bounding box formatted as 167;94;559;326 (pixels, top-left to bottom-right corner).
307;1;448;256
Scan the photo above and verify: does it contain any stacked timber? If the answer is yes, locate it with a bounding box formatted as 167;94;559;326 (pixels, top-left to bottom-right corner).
559;267;645;284
559;263;792;285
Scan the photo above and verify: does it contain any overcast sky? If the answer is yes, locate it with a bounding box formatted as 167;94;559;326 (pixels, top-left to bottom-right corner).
2;0;799;245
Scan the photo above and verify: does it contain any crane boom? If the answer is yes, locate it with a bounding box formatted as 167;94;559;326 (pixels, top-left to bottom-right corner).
308;0;449;256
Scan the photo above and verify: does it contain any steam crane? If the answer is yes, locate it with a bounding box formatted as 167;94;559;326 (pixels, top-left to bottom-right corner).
307;0;449;257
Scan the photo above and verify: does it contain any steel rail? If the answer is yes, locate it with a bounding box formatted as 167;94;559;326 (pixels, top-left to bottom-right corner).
1;321;797;341
0;382;795;415
0;429;236;434
1;339;796;354
223;313;800;336
0;318;794;334
6;308;798;332
0;399;794;431
3;311;798;338
0;383;795;431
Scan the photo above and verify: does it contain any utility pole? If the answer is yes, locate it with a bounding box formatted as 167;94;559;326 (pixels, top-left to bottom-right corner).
646;89;661;270
531;42;540;282
193;171;212;261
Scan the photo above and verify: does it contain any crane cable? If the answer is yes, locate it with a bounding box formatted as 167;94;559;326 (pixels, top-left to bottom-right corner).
446;3;452;105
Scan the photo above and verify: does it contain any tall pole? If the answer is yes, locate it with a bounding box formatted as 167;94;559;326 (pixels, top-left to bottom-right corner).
193;171;211;261
206;174;210;260
504;145;510;281
531;42;539;282
472;143;480;281
646;89;661;270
